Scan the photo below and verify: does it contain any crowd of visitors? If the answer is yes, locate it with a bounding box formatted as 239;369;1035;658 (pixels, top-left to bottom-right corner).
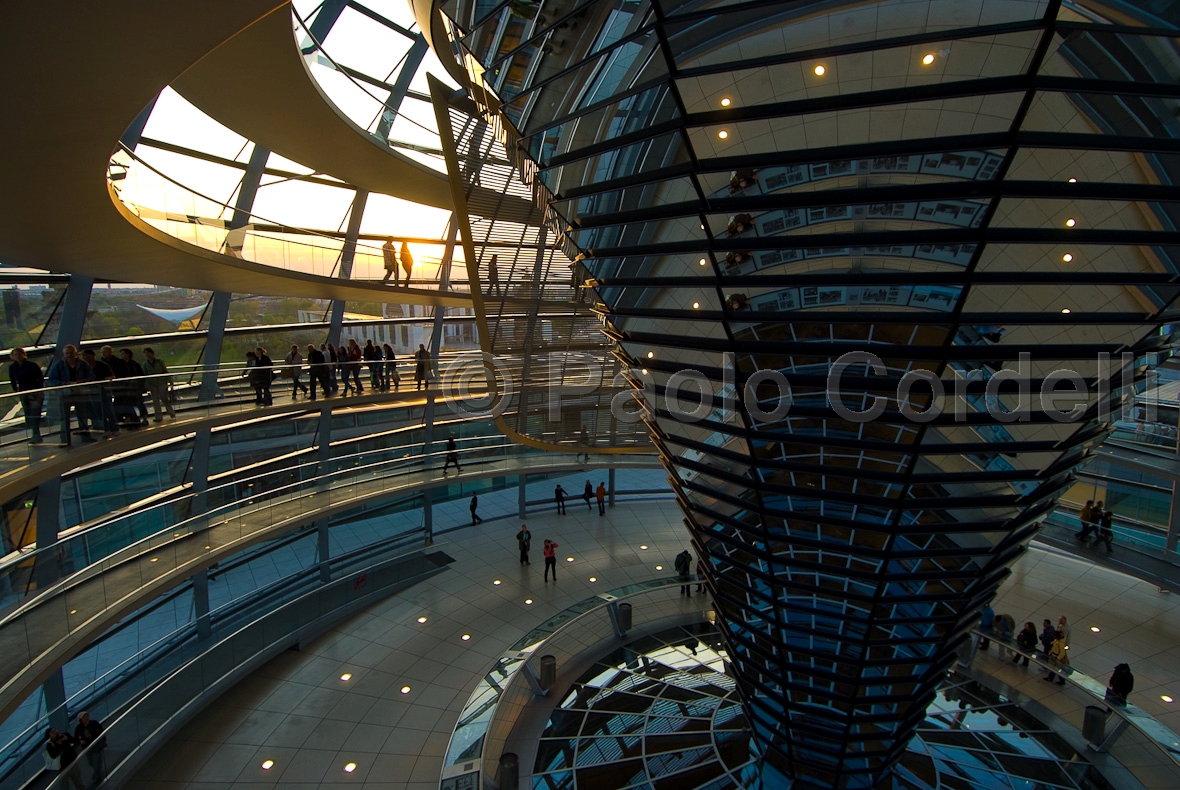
6;337;437;446
977;607;1135;703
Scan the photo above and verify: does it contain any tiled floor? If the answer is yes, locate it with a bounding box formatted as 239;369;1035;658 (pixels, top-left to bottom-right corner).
124;507;1180;790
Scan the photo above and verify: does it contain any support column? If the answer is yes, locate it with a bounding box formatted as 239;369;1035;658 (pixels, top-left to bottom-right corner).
429;217;459;367
376;34;428;143
608;467;616;507
53;276;94;357
35;478;62;590
199;291;231;400
188;427;212;518
42;670;68;731
192;570;212;639
329;189;370;347
1166;481;1180;560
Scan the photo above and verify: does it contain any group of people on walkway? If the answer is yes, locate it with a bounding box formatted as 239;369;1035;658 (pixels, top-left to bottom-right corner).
514;525;562;581
246;340;434;405
43;711;105;790
8;345;175;446
979;606;1135;702
1076;499;1116;553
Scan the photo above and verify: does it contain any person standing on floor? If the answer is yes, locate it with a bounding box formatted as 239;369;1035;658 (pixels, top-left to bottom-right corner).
284;344;309;399
415;343;430;390
383;343;398;391
9;347;45;443
1075;499;1094;540
1044;629;1069;685
120;348;150;423
516;525;532;565
345;338;363;394
695;557;706;593
443;435;461;474
400;241;414;284
675;549;693;596
81;349;119;439
74;711;106;785
307;344;330;400
583;480;593;512
543;538;559;581
254;346;275;406
47;344;96;446
1014;622;1037;667
1096;507;1115;553
554;483;566;514
44;728;84;790
1039;618;1055;658
382;237;399;284
596;481;607;516
470;493;482;525
1106;663;1134;705
1057;615;1071;650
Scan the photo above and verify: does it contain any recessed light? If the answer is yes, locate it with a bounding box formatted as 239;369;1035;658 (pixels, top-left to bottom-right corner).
699;258;707;266
921;53;935;65
461;634;471;641
647;351;654;359
718;130;728;139
150;558;158;562
655;565;663;570
1068;177;1077;183
261;760;274;770
1062;253;1073;262
400;685;411;694
589;577;597;582
417;616;428;624
1163;695;1174;703
566;557;574;562
640;545;648;550
814;64;826;76
692;302;700;309
69;609;77;615
641;368;649;375
493;580;501;585
1090;626;1100;633
525;598;533;604
720;97;731;107
1061;308;1071;314
340;673;352;681
1065;218;1076;227
344;762;357;773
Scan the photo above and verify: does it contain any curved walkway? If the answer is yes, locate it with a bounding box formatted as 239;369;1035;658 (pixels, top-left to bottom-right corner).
172;4;539;223
0;2;469;304
0;447;660;723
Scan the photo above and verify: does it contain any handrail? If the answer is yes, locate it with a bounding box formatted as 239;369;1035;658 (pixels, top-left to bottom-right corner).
443;578;685;773
110;142;463;285
965;626;1180;766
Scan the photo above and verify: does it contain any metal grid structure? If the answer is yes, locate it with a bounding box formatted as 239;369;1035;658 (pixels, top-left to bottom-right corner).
431;83;652;453
423;0;1180;786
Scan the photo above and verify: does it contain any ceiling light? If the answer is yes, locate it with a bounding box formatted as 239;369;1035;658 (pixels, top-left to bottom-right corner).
150;557;158;562
69;609;77;615
640;545;648;550
400;685;411;694
655;565;663;570
525;598;533;604
647;351;654;359
692;302;700;309
1090;626;1100;633
641;368;649;375
261;760;274;770
698;258;707;266
493;579;501;585
1062;253;1073;262
566;557;574;562
417;616;427;624
1065;218;1076;227
461;634;471;641
922;53;935;65
344;763;357;773
718;130;729;139
589;577;597;582
340;673;352;681
1162;695;1174;703
1061;308;1071;314
720;97;731;107
1068;177;1077;183
814;64;826;76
